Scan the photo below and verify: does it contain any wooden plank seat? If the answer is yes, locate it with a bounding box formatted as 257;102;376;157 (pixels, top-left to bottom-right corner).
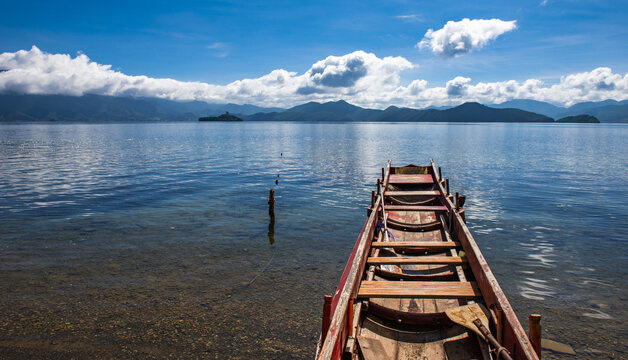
385;205;448;211
371;241;460;249
388;174;434;184
385;190;441;196
367;256;466;265
358;281;481;299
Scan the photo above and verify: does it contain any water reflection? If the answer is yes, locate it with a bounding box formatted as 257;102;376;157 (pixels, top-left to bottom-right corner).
268;217;275;245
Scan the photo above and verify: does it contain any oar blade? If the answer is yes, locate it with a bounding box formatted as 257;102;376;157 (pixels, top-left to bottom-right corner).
444;303;490;339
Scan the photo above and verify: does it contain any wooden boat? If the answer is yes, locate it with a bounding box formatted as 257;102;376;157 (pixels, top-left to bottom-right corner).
316;160;538;360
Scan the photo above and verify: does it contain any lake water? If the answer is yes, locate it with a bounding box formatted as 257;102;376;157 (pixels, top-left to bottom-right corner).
0;122;626;359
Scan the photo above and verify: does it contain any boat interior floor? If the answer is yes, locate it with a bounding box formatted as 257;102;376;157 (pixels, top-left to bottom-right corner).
357;315;488;360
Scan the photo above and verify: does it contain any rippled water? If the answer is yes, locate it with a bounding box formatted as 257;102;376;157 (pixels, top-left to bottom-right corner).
0;122;626;359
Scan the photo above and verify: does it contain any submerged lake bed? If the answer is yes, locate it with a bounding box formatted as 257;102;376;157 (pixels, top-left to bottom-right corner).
0;122;626;359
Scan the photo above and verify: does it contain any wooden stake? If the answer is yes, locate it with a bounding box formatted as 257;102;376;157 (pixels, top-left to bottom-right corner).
371;191;375;207
381;167;384;182
438;166;442;180
529;314;542;359
455;192;460;209
445;179;450;195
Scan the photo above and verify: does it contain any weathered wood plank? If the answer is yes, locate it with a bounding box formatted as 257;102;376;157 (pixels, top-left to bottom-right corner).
388;174;434;184
371;241;460;248
385;190;441;196
385;205;448;211
367;256;466;265
361;281;477;289
358;281;481;299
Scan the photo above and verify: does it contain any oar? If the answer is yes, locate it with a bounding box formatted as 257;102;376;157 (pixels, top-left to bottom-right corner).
445;304;513;360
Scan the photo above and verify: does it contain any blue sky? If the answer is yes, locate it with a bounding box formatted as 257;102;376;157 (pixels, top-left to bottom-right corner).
0;0;627;108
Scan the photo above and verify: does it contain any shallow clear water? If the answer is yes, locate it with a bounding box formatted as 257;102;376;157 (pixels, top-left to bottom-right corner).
0;122;626;359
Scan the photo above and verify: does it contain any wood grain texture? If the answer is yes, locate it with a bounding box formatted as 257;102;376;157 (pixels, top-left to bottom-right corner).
367;256;466;265
385;205;448;211
358;281;481;299
385;190;441;196
388;174;434;184
371;241;460;248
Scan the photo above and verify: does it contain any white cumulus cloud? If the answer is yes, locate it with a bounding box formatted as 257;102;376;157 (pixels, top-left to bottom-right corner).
297;51;414;95
445;76;471;96
0;47;414;108
418;18;517;58
0;46;627;109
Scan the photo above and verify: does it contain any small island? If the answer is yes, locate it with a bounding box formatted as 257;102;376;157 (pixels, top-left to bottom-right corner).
556;114;600;123
199;112;243;122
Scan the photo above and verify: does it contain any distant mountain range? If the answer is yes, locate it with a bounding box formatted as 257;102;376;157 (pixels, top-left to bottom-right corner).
0;93;626;123
245;100;553;122
488;99;628;122
0;94;281;122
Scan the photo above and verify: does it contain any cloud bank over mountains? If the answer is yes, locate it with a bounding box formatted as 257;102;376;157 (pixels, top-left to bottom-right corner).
1;46;627;108
418;18;517;58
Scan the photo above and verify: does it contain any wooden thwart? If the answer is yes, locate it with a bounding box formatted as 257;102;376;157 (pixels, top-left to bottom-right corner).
385;190;441;196
367;256;466;265
388;174;434;184
371;241;460;249
385;205;448;211
358;281;481;299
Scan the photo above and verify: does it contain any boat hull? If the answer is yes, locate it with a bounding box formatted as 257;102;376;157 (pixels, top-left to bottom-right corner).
316;161;538;360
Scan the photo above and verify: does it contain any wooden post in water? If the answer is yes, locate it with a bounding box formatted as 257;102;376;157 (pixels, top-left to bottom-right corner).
371;191;375;207
381;167;384;182
529;314;542;359
438;166;442;180
445;179;450;196
268;188;275;221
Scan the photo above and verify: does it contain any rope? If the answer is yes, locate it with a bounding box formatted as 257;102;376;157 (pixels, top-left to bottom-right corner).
387;196;437;206
246;248;276;287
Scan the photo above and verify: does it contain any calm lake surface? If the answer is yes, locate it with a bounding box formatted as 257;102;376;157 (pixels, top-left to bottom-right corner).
0;122;626;359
